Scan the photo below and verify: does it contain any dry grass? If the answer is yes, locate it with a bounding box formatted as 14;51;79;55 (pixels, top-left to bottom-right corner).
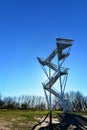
0;109;48;130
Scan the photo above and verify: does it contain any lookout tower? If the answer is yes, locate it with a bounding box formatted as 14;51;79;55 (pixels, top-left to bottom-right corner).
37;37;73;125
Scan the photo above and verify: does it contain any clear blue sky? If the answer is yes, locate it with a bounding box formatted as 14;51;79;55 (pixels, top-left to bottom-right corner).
0;0;87;97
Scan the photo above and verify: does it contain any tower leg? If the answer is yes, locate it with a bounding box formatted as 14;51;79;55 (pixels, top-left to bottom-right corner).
62;94;66;113
49;111;52;124
49;111;53;129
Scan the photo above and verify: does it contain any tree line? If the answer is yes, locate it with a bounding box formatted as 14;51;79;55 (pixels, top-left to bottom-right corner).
54;91;87;112
0;95;46;110
0;91;87;112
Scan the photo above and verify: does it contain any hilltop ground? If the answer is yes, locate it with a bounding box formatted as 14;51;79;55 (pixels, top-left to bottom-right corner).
0;109;87;130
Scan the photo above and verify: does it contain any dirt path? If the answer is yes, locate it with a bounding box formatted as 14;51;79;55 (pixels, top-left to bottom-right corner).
0;120;12;130
32;113;87;130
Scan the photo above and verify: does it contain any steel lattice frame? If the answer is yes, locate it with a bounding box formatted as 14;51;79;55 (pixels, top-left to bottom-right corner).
37;37;73;124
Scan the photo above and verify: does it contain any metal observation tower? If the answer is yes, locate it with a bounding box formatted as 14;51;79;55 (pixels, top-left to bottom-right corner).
37;37;73;124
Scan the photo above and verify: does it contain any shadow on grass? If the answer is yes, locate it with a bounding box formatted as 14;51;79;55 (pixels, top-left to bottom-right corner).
37;113;87;130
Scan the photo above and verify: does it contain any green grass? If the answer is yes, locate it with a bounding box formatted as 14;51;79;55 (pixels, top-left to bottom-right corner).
71;111;87;116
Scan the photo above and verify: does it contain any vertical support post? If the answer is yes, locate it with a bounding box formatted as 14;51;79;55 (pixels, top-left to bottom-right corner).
57;43;66;113
59;65;66;113
49;67;52;126
49;111;52;129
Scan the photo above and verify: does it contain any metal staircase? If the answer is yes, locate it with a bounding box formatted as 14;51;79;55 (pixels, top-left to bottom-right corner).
37;37;73;124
